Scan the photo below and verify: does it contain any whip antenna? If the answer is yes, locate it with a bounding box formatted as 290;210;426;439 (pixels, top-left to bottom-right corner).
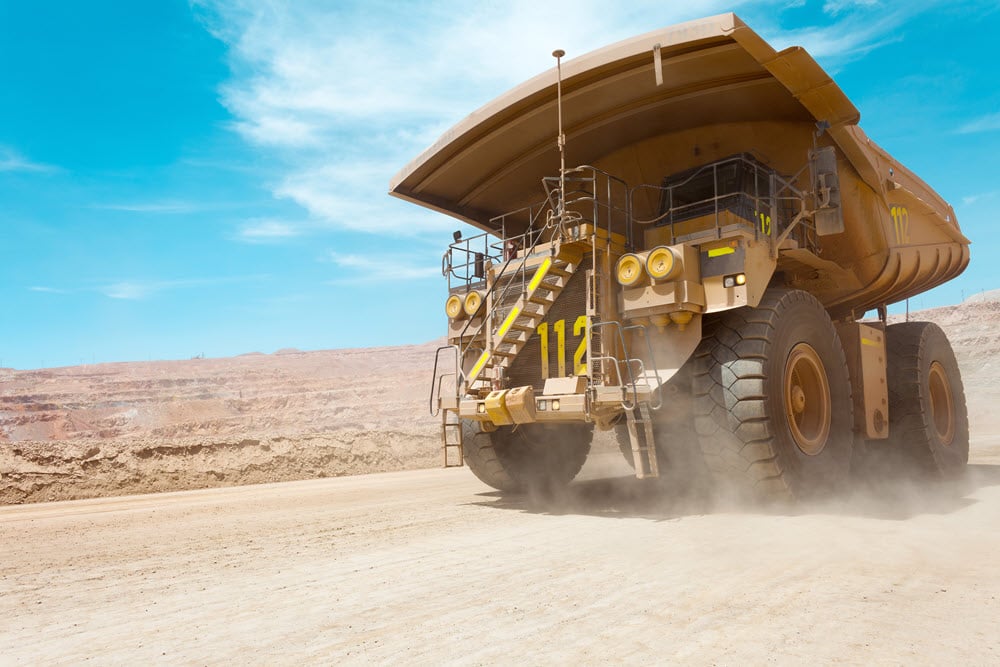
553;49;566;216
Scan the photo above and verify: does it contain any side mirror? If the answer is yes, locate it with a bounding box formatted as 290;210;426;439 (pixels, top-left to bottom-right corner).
810;145;844;236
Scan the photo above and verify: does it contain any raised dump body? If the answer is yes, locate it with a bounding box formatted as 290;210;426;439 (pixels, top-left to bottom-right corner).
395;14;971;500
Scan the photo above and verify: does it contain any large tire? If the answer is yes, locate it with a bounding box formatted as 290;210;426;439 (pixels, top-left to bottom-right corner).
885;322;969;477
462;420;592;493
692;289;854;501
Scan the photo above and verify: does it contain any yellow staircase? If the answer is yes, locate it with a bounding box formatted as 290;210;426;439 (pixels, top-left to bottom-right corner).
465;247;582;388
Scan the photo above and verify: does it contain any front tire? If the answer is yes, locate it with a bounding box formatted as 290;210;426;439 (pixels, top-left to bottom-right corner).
692;289;854;501
462;421;592;493
885;322;969;477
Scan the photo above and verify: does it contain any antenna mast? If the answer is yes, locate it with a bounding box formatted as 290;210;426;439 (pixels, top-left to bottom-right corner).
553;49;566;217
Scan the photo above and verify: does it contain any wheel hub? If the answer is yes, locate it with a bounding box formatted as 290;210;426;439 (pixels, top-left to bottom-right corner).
783;343;832;456
928;361;956;446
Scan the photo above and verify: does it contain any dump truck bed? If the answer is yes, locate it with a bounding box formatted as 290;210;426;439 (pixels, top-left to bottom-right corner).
390;13;968;316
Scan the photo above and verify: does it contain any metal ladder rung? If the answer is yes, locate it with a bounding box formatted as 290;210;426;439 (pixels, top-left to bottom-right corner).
627;403;659;479
441;408;464;468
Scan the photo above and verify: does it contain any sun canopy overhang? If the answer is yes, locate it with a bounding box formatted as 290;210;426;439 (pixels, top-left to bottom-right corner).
389;13;861;234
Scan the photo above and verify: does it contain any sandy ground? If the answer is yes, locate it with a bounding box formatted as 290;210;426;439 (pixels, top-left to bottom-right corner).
1;436;999;664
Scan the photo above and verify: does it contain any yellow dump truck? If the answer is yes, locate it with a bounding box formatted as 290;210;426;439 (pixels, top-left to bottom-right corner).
391;14;970;500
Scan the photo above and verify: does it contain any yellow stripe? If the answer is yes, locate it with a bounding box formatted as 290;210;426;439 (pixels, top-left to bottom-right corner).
527;257;552;293
861;338;879;347
497;307;521;338
470;350;491;380
707;247;735;258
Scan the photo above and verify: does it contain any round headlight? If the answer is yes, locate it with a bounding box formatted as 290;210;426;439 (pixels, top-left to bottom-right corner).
445;294;465;319
464;291;483;317
616;254;645;287
646;246;682;281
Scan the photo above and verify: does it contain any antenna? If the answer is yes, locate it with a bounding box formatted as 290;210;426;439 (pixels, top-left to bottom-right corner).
553;49;566;216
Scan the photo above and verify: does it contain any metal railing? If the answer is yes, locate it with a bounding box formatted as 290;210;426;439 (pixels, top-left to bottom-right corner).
629;154;815;253
589;321;663;411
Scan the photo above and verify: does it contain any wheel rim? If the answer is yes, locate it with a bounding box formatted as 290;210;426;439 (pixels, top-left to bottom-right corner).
928;361;956;446
783;343;832;456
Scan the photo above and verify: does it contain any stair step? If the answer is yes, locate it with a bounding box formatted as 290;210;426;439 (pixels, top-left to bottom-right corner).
510;322;535;333
499;331;530;346
548;264;573;278
528;294;555;306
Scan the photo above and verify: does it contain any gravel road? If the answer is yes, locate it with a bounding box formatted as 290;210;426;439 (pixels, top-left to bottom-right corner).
3;440;1000;665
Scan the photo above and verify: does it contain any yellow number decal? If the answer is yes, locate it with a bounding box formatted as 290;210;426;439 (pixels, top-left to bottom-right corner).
553;319;566;378
537;317;589;377
536;321;549;380
759;212;771;235
890;205;910;244
573;316;589;376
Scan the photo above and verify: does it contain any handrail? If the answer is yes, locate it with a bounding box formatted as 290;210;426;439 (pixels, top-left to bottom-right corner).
429;345;462;416
441;164;631;395
453;202;556;390
591;320;642;410
627;154;810;249
622;324;663;411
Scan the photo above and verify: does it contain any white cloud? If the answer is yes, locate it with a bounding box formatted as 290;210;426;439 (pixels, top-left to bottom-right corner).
0;147;57;173
957;112;1000;135
823;0;879;16
29;286;68;294
236;219;302;242
327;251;440;282
100;275;267;300
961;191;997;207
92;201;199;213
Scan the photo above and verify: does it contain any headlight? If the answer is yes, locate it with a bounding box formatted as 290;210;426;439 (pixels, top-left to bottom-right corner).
646;246;682;281
616;254;645;287
445;294;465;319
464;291;483;317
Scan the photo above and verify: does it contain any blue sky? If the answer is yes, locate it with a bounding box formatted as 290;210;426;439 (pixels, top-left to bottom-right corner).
2;0;998;369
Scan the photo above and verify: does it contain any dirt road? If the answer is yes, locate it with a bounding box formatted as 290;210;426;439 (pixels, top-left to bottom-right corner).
3;441;1000;665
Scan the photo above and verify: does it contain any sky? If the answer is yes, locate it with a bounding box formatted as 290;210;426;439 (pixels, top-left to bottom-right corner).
2;0;999;369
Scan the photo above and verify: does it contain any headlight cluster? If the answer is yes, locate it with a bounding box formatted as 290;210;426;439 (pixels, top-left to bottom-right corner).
615;245;683;287
445;291;485;319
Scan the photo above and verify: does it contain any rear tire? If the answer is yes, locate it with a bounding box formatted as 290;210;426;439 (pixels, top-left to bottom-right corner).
462;421;592;493
692;289;854;501
885;322;969;477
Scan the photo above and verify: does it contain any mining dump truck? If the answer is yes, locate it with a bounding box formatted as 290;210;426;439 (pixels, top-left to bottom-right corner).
391;14;971;500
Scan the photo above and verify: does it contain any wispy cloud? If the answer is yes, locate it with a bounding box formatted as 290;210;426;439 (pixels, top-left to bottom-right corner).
0;147;57;173
957;112;1000;135
961;191;997;207
822;0;879;16
28;286;69;294
101;275;267;300
236;218;303;242
92;201;200;213
327;251;440;283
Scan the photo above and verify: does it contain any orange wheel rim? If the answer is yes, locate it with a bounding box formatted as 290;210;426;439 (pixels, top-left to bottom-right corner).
928;361;956;446
783;343;832;456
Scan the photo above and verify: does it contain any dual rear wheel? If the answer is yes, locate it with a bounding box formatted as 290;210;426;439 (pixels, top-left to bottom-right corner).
693;289;969;500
